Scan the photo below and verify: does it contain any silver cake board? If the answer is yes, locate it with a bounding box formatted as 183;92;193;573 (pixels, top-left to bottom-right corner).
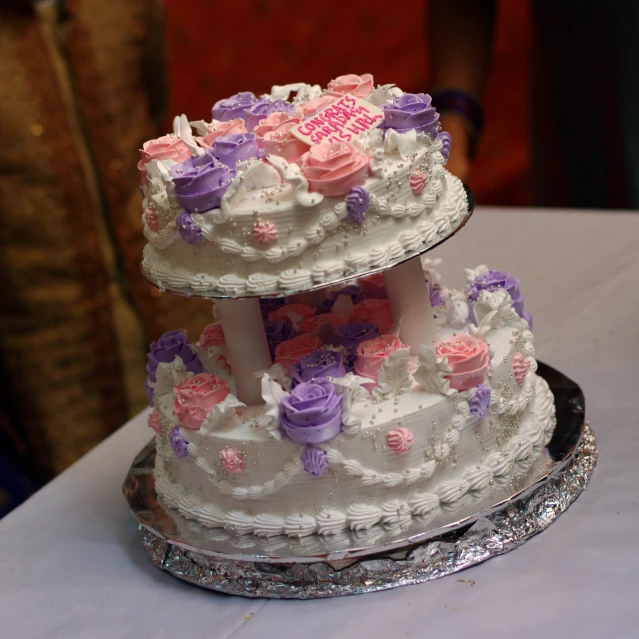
123;363;596;598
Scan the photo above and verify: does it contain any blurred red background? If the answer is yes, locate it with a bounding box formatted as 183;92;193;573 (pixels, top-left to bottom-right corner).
165;0;530;206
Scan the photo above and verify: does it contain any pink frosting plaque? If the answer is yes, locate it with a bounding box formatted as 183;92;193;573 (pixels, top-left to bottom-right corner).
291;95;384;146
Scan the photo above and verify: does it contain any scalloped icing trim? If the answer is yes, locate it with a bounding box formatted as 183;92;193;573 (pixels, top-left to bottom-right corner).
141;172;468;296
154;374;555;538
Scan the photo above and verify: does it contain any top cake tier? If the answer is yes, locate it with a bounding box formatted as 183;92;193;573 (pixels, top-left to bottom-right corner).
140;74;470;298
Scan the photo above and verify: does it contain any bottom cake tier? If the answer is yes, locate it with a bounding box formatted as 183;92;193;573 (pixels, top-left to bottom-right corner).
147;265;556;538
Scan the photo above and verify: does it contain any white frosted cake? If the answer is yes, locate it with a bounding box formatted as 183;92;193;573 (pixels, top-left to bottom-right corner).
140;74;556;539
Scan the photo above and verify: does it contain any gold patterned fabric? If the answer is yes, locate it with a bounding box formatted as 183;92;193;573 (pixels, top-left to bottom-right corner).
0;1;211;479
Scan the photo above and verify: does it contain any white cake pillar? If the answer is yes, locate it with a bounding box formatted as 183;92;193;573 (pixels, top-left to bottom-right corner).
383;257;438;354
216;298;272;406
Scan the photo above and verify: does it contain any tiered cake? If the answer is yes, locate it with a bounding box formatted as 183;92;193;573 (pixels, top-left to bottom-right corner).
140;74;556;538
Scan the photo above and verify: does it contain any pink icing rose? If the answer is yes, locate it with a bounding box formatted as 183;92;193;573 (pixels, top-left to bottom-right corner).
325;73;374;98
220;447;245;474
354;334;406;381
144;206;159;232
274;334;322;372
513;352;530;385
435;335;490;391
268;304;316;329
138;135;192;181
359;273;387;299
386;426;413;453
147;410;162;434
300;142;369;197
351;299;393;334
261;121;310;163
298;313;346;336
298;94;338;118
173;373;230;430
199;321;225;348
253;112;298;137
196;119;247;149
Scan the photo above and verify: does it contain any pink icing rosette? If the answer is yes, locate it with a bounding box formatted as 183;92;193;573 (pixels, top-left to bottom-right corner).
196;119;247;149
268;303;316;329
435;335;490;391
300;142;369;197
143;206;159;232
274;334;322;372
351;299;393;334
138;135;192;182
220;447;245;474
325;73;374;98
354;334;406;381
147;410;162;434
386;426;413;453
173;373;230;430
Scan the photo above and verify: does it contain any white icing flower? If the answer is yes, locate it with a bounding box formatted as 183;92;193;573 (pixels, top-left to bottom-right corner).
413;345;456;396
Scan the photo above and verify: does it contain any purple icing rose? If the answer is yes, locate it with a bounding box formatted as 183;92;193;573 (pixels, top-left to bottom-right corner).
292;349;348;385
280;379;342;444
331;322;379;356
145;376;154;407
301;446;329;477
176;212;202;244
438;131;452;164
171;151;235;213
522;311;533;330
381;93;440;137
245;98;296;131
264;320;296;358
320;285;364;313
346;186;369;224
468;270;525;323
146;329;203;382
260;297;286;320
469;383;491;419
168;427;189;459
212;132;263;168
211;91;257;122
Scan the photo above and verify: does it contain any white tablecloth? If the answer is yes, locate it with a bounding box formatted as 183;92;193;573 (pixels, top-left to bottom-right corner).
1;208;638;639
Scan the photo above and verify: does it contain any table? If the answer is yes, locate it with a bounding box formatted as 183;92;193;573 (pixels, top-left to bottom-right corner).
1;207;638;639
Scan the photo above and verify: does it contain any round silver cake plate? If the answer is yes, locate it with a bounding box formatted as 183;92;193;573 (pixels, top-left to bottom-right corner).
141;185;475;300
124;363;597;598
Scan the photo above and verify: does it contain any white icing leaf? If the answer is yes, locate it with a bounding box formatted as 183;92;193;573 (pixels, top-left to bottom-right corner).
269;83;322;103
366;83;403;106
373;348;412;400
152;355;194;397
383;129;418;160
237;159;281;190
413;345;456;396
200;394;244;434
172;114;204;156
465;264;489;287
331;373;371;435
267;155;324;207
472;288;523;330
260;372;290;439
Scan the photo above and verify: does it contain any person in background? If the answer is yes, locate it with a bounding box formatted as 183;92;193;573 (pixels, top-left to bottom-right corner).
429;0;639;209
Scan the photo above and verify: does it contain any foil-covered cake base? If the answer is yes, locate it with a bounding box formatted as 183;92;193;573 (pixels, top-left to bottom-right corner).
124;363;596;598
